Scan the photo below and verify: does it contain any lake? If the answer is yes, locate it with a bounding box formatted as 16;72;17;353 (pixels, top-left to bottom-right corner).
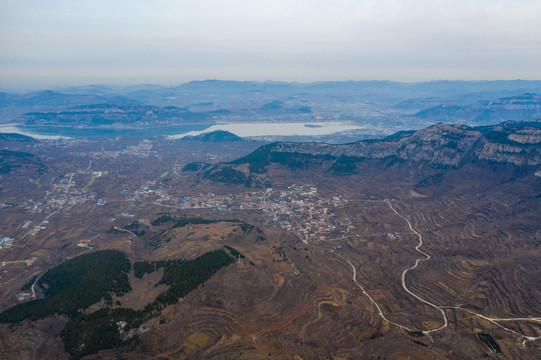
167;122;369;138
1;122;374;139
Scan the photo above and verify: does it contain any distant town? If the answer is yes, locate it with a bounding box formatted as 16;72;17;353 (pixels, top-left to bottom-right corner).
123;182;351;243
3;169;353;247
174;184;349;242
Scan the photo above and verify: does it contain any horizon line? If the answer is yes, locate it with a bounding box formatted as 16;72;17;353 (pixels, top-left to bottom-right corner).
3;78;541;93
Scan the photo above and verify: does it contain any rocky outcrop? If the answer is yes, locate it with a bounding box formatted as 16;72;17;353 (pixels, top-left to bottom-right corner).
255;121;540;167
187;120;541;187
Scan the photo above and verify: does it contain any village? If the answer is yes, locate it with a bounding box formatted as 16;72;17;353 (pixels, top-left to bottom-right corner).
130;182;354;242
23;170;106;213
3;165;355;258
69;139;156;159
0;168;108;252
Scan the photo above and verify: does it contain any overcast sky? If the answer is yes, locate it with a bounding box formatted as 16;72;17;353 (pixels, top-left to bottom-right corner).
1;0;540;88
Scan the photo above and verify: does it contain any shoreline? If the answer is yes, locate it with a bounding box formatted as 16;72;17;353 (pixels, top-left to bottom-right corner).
166;121;371;139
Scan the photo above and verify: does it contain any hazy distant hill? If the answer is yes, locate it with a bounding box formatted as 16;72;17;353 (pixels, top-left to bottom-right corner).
180;130;243;142
260;100;312;114
0;133;35;142
5;80;541;132
412;93;541;124
18;104;209;127
111;80;541;115
0;90;141;122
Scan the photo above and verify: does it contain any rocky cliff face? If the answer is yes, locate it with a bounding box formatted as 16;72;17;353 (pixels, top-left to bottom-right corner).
185;120;541;187
261;121;541;167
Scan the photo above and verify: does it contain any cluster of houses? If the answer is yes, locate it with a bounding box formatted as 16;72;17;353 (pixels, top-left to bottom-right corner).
261;185;353;242
130;183;354;243
27;221;48;236
23;171;105;213
0;236;14;249
72;139;156;159
77;239;92;247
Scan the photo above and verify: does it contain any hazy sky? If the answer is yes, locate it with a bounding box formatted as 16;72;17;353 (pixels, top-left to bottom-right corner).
1;0;541;88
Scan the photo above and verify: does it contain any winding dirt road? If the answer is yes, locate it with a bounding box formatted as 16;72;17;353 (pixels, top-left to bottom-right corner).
384;199;449;333
339;199;541;345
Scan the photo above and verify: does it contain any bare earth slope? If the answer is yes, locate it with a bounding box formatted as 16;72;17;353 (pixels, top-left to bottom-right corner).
0;120;539;359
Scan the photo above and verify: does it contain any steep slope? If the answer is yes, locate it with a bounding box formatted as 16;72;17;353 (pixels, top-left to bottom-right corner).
0;133;36;142
0;149;45;174
184;120;541;187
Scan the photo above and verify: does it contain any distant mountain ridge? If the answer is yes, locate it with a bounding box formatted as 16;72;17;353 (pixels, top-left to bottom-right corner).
0;133;35;142
4;81;541;133
412;93;541;124
184;120;541;187
18;104;208;127
0;90;141;122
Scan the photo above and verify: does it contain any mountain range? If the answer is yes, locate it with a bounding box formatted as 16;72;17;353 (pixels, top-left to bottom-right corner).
3;81;541;138
18;104;207;127
185;120;541;187
411;93;541;124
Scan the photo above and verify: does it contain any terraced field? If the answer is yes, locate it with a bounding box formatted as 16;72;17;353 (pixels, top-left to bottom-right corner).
96;179;538;359
1;136;540;359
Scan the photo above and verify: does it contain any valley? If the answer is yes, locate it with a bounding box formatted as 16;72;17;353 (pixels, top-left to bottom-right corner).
4;0;541;354
0;121;540;359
